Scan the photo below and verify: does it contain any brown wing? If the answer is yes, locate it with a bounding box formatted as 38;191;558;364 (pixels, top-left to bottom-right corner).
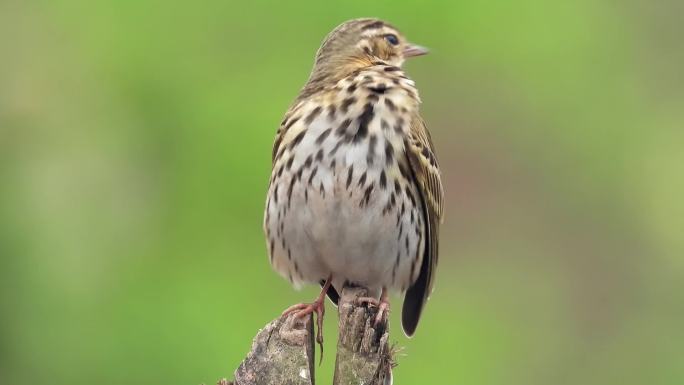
402;114;444;337
271;112;295;165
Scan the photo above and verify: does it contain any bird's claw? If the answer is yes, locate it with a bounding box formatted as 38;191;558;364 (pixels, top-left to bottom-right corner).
282;299;326;363
357;296;390;327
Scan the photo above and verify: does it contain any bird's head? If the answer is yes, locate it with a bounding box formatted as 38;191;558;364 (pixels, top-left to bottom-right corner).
309;18;428;82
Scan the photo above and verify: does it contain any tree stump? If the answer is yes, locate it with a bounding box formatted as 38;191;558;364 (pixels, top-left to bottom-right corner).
224;286;395;385
333;286;393;385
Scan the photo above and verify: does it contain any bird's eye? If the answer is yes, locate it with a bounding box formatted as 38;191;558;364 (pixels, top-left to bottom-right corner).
384;34;399;46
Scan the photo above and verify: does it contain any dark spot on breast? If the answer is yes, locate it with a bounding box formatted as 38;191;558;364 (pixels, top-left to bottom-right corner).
327;104;337;119
382;197;392;215
366;134;377;165
394;179;401;194
361;183;375;207
381;119;390;131
346;165;354;189
286;156;294;170
308;166;318;185
384;98;396;111
329;141;342;156
379;170;387;189
289;130;306;149
385;142;394;165
384;66;400;72
357;171;367;187
316;128;332;144
347;83;357;93
340;97;356;114
366;93;379;103
305;106;322;124
315;148;324;161
336;118;352;136
353;103;374;143
287;177;297;207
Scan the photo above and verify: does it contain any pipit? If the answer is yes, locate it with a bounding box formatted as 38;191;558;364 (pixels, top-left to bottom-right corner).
263;18;444;347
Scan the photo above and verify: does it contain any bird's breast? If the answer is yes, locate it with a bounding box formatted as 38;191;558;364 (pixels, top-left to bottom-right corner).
264;66;425;291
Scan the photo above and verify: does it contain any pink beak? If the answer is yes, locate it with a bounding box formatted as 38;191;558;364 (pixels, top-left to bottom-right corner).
403;44;429;58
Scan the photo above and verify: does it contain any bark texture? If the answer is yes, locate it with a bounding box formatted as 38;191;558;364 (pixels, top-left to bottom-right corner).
223;286;394;385
333;286;393;385
231;314;316;385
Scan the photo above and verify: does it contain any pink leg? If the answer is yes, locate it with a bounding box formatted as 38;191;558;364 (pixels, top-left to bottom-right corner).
357;287;390;326
282;275;332;358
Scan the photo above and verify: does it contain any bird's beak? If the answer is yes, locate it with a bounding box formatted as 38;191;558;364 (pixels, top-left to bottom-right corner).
403;44;429;58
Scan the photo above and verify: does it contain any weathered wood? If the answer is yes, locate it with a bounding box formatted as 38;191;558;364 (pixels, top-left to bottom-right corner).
231;313;316;385
333;286;393;385
224;286;395;384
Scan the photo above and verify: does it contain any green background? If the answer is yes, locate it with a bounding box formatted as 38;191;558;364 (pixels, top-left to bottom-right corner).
1;1;683;384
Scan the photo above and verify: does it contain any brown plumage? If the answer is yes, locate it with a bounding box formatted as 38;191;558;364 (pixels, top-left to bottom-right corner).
264;18;444;342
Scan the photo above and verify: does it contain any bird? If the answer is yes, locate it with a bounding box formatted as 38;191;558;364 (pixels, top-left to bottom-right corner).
263;18;443;347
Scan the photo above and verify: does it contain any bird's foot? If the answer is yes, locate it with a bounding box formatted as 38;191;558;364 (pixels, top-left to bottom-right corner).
357;288;390;327
281;275;332;363
281;299;325;348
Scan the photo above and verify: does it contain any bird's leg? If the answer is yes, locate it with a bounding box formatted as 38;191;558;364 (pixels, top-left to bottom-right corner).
357;287;390;326
281;275;332;360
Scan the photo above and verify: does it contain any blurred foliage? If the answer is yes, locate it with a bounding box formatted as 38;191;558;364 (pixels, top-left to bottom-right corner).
1;1;683;384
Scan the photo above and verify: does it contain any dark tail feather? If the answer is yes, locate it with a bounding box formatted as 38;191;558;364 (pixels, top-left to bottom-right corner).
401;252;430;337
320;279;340;306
